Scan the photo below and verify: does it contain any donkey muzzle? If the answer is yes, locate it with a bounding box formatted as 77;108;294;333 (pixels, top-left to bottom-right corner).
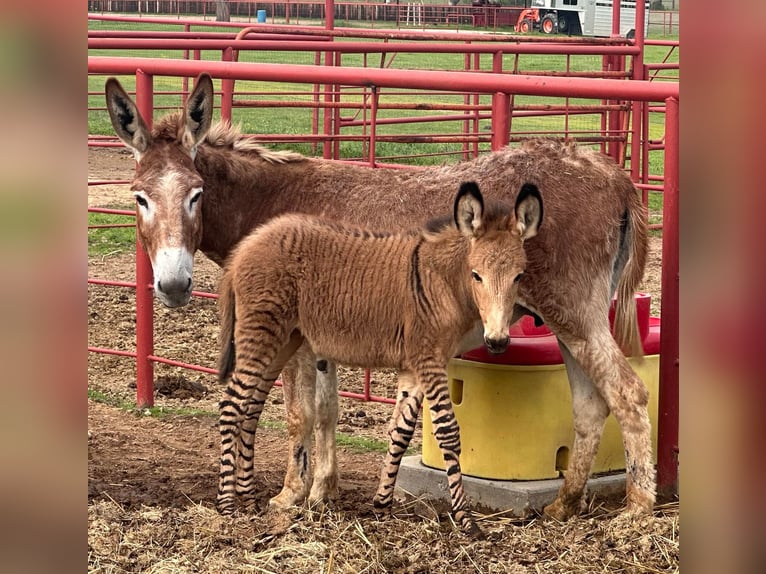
153;247;194;308
156;277;193;308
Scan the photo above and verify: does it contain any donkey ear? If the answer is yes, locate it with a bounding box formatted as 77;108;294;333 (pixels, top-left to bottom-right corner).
181;73;215;155
513;183;543;241
454;181;485;237
105;77;151;158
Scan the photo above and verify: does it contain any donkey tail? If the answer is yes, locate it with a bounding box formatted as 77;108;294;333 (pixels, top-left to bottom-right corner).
613;186;649;358
217;269;236;383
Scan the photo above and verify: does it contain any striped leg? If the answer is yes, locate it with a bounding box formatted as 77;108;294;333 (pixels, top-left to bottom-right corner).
419;362;480;537
219;324;303;515
218;370;275;515
373;373;422;510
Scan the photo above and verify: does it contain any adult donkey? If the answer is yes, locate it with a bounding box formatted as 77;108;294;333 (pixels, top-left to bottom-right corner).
105;73;653;522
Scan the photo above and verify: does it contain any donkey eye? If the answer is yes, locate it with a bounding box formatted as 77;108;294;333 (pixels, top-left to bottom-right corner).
514;273;525;284
134;194;149;209
189;190;203;208
471;271;483;283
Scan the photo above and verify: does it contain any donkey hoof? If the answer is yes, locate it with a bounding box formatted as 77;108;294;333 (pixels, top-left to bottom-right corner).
268;489;304;511
309;482;339;504
543;498;577;522
625;489;655;516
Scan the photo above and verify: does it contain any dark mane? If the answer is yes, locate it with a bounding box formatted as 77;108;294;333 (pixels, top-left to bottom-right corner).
151;112;305;164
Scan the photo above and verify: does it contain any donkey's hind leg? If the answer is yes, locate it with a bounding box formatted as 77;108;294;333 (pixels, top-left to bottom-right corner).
373;373;423;511
547;325;655;521
269;343;317;510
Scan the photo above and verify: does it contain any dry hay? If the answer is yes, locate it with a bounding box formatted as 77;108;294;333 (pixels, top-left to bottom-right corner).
88;496;678;573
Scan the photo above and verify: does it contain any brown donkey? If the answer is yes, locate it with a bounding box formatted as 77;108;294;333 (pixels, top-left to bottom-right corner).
105;73;653;523
217;182;542;535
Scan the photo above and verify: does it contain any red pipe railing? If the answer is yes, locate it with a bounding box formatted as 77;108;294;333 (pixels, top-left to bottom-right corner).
88;58;677;100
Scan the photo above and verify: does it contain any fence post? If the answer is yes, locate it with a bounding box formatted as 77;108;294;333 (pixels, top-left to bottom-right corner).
368;85;378;167
134;69;155;409
657;96;679;495
490;52;509;151
491;92;510;151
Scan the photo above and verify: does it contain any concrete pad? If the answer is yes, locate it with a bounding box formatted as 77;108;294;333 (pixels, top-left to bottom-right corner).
395;454;627;517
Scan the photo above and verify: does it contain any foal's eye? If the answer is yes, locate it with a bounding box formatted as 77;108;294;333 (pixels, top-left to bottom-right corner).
134;195;149;209
189;190;203;208
471;271;483;283
514;273;525;284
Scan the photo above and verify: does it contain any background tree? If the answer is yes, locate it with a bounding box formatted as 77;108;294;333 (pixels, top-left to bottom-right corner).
216;0;230;22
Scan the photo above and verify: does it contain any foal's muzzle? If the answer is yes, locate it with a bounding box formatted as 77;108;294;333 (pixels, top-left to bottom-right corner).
484;334;510;355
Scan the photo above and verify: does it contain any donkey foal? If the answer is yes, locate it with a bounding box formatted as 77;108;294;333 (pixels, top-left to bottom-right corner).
217;181;542;535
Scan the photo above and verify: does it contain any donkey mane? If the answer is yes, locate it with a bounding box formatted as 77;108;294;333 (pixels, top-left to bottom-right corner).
153;113;306;165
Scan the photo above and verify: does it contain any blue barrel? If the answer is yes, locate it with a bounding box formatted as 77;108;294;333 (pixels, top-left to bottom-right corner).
257;9;267;23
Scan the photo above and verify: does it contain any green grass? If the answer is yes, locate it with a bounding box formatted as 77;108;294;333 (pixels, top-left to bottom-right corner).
88;388;214;418
88;212;136;256
336;433;393;455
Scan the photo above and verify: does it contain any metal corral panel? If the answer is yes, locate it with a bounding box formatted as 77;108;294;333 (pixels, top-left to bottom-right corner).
593;0;650;37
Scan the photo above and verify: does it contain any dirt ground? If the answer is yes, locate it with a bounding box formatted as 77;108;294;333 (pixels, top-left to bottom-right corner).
88;146;677;573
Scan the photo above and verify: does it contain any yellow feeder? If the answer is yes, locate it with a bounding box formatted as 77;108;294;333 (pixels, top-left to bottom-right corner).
422;300;659;480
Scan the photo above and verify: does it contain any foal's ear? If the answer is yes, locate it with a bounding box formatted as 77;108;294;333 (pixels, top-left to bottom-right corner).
513;183;543;241
182;73;215;155
454;181;485;237
105;77;151;159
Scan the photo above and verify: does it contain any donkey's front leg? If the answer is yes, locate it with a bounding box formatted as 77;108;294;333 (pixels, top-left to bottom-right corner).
373;373;423;511
269;344;316;510
551;329;656;519
543;340;610;521
418;363;481;537
308;357;340;504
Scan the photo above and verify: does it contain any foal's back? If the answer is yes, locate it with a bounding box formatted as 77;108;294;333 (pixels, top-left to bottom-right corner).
227;214;465;370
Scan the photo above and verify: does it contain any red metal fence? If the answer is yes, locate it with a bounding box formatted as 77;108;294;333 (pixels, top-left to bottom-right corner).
87;1;680;35
87;16;678;490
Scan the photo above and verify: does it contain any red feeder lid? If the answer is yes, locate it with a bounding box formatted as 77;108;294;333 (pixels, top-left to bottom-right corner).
460;293;660;365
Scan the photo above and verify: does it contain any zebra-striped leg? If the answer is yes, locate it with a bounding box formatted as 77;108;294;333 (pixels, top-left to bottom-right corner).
225;329;305;514
234;392;275;511
373;373;422;511
218;371;274;515
419;364;481;537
